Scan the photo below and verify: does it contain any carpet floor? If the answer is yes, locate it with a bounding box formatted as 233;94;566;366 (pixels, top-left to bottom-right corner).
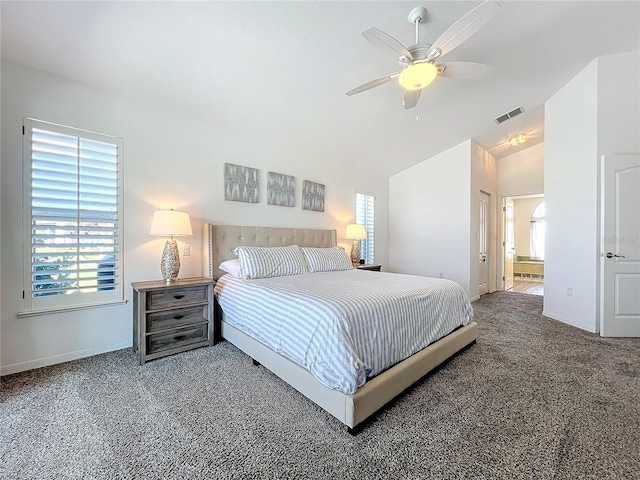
1;291;639;480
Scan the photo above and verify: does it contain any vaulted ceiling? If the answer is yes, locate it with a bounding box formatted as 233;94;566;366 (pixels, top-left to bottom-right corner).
2;1;639;177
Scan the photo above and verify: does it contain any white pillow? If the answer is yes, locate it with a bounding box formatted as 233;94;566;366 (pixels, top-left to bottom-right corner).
219;259;241;277
234;245;309;279
301;246;353;273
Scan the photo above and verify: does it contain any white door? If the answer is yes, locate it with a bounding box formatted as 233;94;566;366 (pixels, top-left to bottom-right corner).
479;192;490;295
503;198;515;291
601;154;640;337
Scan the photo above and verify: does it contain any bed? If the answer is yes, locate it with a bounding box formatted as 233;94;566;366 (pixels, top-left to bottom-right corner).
203;224;477;432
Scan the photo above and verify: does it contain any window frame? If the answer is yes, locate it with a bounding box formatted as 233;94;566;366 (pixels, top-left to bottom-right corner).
355;191;375;265
21;118;125;316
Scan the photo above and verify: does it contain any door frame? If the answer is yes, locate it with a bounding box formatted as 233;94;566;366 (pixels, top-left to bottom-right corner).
499;193;544;291
503;197;514;291
479;191;490;295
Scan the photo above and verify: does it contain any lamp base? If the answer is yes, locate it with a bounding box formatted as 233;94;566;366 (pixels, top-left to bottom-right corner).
350;240;361;267
160;238;181;283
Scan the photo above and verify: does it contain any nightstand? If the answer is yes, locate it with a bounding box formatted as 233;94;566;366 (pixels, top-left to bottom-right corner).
132;277;215;365
357;264;382;272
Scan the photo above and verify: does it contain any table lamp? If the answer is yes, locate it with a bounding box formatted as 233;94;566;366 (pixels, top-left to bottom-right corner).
150;209;192;283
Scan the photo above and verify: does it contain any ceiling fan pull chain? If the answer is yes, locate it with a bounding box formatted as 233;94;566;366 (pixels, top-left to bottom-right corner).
416;102;419;121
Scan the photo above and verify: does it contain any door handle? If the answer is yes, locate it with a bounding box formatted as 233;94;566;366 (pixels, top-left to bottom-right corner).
605;252;625;259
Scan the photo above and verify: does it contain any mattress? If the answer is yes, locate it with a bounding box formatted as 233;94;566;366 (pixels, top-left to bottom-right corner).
214;269;473;394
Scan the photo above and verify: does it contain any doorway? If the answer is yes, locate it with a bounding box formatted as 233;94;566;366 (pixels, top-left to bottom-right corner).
502;194;544;296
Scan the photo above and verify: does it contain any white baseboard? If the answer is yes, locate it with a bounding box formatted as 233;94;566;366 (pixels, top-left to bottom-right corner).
469;295;480;302
542;310;597;333
1;341;131;376
93;341;131;356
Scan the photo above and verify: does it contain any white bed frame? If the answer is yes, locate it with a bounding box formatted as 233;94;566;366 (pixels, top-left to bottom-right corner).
203;224;477;432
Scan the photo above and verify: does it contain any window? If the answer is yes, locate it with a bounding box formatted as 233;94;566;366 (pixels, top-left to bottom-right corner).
22;119;124;314
355;192;375;264
530;202;545;260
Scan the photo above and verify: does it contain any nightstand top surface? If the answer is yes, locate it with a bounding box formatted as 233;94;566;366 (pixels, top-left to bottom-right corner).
356;264;382;271
131;277;214;291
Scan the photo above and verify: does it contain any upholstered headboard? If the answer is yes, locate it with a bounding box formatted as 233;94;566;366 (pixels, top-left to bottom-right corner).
202;224;337;280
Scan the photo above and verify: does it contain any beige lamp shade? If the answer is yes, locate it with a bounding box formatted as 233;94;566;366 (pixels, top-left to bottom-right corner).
150;210;192;237
345;223;367;240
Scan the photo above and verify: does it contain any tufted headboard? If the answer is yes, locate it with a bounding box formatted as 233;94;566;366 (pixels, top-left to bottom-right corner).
202;224;337;280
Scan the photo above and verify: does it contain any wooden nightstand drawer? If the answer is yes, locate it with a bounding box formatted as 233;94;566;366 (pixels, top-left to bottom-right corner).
147;305;207;333
132;278;215;365
146;324;208;355
147;285;208;309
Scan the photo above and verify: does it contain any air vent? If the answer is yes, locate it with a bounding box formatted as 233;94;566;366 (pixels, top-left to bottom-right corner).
495;106;524;124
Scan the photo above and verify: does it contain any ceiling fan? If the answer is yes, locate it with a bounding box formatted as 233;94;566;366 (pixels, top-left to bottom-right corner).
346;1;500;110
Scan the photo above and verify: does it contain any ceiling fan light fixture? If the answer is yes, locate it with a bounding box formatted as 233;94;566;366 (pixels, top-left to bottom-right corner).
508;133;526;146
398;62;438;91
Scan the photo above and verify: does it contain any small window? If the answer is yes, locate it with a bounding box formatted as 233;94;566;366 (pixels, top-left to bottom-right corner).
530;202;545;260
355;192;375;264
22;119;124;314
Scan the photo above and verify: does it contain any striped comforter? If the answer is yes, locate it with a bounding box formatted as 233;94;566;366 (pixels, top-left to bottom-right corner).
214;269;473;394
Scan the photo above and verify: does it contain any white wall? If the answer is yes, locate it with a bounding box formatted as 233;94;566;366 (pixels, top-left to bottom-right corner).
389;140;472;293
597;51;640;155
470;141;498;297
544;60;599;332
544;50;639;333
497;142;544;198
0;55;2;370
0;61;390;375
389;139;497;300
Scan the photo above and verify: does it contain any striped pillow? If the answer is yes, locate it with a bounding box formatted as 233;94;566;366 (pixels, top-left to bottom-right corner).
234;245;309;279
301;247;353;273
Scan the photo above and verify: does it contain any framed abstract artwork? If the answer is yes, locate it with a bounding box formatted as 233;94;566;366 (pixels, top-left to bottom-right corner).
267;172;295;207
302;180;325;212
224;163;258;203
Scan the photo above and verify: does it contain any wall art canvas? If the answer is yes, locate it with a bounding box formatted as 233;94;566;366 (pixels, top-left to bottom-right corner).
267;172;295;207
302;180;325;212
224;163;258;203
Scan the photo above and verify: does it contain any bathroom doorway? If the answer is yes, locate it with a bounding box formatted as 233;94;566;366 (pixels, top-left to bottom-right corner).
503;194;544;296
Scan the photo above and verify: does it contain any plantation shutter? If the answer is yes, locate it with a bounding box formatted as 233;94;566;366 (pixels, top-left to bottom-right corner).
24;119;123;312
355;192;375;264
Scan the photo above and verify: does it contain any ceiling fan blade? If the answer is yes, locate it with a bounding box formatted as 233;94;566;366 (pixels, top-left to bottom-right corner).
438;61;493;79
346;73;399;96
403;89;421;110
362;27;413;61
427;1;500;59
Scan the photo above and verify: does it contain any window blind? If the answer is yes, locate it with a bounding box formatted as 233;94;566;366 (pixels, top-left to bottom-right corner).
24;119;123;311
356;192;375;264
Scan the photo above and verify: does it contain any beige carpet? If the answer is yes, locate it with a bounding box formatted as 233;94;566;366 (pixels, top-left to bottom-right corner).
1;291;639;480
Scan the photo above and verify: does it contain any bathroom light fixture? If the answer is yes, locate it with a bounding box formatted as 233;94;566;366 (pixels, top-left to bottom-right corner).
509;134;526;146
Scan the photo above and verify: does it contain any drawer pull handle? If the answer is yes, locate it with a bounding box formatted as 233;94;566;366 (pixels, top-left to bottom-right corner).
174;335;186;341
173;294;185;299
173;314;184;320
